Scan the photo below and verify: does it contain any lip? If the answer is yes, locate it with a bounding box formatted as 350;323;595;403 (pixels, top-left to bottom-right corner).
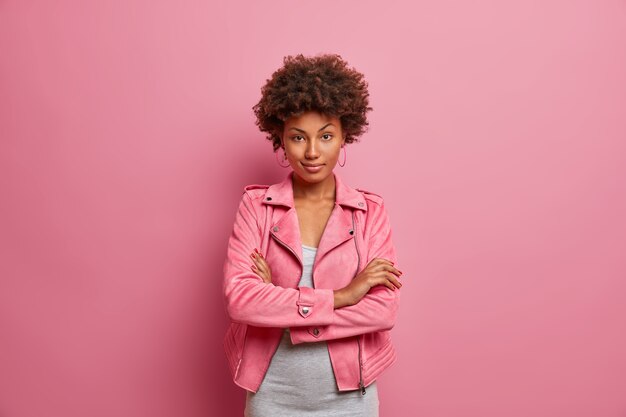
302;163;324;173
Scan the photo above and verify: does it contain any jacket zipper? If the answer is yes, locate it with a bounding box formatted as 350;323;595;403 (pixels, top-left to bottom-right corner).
352;210;366;395
358;339;365;395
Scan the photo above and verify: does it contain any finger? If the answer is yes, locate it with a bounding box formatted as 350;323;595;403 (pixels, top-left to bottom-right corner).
254;257;270;275
364;260;391;274
254;248;265;259
251;264;262;277
251;253;264;267
374;257;394;263
251;263;266;278
369;263;398;276
251;263;263;274
378;277;396;291
368;273;400;291
251;265;270;283
250;249;266;261
386;273;402;289
255;258;272;281
256;264;269;278
370;258;394;267
368;275;394;291
381;264;403;277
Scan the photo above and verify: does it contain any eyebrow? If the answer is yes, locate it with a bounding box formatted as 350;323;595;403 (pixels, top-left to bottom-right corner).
288;123;334;133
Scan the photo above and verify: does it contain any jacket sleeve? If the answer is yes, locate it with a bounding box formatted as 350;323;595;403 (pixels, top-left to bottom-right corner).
223;191;335;328
289;199;401;344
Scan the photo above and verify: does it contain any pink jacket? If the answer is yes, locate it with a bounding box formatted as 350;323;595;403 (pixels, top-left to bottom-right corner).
222;171;400;393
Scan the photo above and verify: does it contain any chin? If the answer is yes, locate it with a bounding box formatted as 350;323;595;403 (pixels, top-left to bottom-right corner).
296;168;331;182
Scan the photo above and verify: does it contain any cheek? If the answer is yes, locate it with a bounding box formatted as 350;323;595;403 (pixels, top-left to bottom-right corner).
320;140;339;153
284;144;298;157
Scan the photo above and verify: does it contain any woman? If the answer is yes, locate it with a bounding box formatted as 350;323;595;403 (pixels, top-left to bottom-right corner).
223;53;403;417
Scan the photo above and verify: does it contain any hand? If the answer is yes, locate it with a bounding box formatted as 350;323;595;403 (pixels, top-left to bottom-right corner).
250;248;272;284
334;258;402;308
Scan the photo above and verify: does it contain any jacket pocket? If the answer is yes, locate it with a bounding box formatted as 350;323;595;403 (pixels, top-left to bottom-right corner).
223;322;247;378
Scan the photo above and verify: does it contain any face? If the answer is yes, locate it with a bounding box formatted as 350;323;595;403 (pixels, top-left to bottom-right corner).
280;110;346;184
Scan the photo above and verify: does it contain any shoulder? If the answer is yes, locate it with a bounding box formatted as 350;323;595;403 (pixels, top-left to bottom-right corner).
355;187;385;207
242;183;269;200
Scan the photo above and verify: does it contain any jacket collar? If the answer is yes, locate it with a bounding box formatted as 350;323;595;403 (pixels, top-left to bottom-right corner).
262;171;367;211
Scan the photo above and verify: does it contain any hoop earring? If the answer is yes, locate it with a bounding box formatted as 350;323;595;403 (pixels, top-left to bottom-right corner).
338;145;347;167
276;149;290;168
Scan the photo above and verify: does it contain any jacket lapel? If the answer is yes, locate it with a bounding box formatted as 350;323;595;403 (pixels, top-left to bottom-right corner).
314;204;355;267
269;207;303;266
262;171;367;269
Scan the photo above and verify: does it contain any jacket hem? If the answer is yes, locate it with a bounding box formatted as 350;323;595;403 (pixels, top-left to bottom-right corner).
233;376;259;394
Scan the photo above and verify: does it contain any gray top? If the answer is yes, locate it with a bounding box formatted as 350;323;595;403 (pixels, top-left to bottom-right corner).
244;244;379;417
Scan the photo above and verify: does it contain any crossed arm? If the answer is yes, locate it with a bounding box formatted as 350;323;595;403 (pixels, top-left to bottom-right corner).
223;192;402;342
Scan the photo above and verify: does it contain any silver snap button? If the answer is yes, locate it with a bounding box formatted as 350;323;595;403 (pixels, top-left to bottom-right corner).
313;328;320;336
273;226;279;232
349;229;354;235
302;307;310;314
358;202;364;207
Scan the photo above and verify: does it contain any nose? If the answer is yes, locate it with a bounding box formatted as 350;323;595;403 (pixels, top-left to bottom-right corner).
305;138;320;159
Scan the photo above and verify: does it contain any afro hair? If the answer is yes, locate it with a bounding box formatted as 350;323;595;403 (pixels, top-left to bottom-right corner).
252;53;373;151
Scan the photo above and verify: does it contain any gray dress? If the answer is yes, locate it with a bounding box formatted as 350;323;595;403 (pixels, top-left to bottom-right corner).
245;244;379;417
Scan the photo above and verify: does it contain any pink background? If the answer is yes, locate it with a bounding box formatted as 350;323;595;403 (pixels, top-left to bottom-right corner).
1;1;625;416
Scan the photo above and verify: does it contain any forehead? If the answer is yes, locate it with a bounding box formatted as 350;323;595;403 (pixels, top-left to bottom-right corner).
284;110;339;128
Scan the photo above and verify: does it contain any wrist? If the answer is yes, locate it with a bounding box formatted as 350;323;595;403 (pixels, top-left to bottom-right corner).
333;288;354;309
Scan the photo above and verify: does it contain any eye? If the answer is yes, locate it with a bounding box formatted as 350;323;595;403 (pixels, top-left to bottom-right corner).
291;135;304;141
321;133;333;140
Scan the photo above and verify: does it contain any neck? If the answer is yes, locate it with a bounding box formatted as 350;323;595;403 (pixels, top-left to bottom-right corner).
291;171;336;202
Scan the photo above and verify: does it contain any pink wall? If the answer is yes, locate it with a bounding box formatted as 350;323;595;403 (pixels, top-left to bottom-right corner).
1;1;625;416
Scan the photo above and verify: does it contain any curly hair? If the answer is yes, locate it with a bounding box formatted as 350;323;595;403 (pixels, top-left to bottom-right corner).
252;53;373;151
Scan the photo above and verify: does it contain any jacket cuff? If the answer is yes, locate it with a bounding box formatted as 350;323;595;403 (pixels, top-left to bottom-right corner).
290;287;334;345
295;287;334;325
289;324;328;344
